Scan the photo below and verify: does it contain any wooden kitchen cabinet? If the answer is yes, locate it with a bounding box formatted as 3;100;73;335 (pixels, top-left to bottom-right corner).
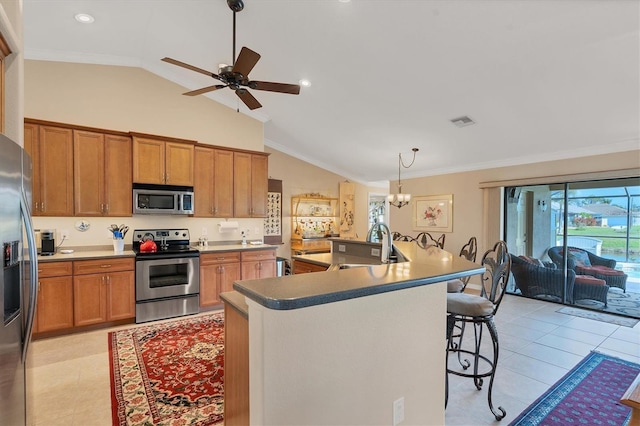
74;130;132;216
241;249;276;279
234;152;268;218
194;147;234;217
24;123;74;216
200;252;241;307
34;261;74;333
72;258;135;326
293;259;328;274
132;136;194;186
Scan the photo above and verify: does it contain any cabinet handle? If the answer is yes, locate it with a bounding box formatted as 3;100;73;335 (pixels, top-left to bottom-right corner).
216;257;225;261
34;202;39;211
100;264;111;268
37;269;43;273
41;202;45;212
107;275;111;285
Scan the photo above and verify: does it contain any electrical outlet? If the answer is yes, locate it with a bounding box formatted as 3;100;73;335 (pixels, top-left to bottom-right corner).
393;397;405;426
338;244;346;253
201;227;208;236
60;229;70;240
371;248;380;257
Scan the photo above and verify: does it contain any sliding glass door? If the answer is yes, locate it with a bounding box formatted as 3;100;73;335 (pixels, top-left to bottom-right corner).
504;177;640;319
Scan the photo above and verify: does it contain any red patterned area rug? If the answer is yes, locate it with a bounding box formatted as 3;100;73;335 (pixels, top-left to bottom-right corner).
108;313;225;426
509;351;640;426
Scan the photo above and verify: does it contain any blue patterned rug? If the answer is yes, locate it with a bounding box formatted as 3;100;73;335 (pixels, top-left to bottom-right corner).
509;352;640;426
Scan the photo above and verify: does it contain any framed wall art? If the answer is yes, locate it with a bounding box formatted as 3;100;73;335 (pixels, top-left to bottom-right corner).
413;194;453;233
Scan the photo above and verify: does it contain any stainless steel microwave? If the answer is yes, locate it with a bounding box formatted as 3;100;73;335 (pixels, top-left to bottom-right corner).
133;184;194;215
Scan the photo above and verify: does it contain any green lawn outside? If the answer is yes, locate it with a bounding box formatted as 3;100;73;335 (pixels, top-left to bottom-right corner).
563;226;640;252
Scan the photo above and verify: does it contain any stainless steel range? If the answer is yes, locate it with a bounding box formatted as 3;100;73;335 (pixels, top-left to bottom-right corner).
133;228;200;323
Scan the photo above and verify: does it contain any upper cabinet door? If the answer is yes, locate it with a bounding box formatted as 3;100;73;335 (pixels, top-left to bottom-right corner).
132;137;194;186
133;137;165;184
104;134;132;216
214;149;234;217
165;142;194;186
74;130;105;216
233;152;252;217
23;123;41;214
194;146;214;217
38;126;74;216
234;152;268;218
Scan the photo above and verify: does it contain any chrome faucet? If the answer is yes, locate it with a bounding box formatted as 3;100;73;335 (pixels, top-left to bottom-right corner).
366;222;392;262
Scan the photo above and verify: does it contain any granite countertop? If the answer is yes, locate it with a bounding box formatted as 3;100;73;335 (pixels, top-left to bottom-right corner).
195;243;279;253
36;245;135;262
220;291;249;318
36;242;278;262
234;241;485;311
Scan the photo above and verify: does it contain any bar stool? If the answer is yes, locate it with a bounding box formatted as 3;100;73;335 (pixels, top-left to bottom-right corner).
445;240;511;421
447;236;478;293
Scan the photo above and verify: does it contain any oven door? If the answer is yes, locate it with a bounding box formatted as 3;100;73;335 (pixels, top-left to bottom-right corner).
136;256;200;301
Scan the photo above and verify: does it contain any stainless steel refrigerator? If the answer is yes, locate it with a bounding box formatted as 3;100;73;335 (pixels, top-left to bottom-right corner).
0;133;38;426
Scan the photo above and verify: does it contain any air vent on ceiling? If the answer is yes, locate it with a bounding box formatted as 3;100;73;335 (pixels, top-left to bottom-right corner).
450;116;476;127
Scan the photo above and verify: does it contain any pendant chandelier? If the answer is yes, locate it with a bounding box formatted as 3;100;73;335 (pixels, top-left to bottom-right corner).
388;148;419;208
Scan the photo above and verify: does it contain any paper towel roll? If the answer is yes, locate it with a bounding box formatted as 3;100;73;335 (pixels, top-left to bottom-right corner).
218;221;239;232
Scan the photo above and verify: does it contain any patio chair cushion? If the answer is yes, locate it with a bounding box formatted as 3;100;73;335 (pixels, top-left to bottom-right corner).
519;255;545;267
447;293;495;317
578;265;626;276
575;274;606;286
567;249;592;267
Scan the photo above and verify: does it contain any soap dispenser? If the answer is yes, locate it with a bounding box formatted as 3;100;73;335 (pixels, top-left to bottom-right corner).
241;231;247;246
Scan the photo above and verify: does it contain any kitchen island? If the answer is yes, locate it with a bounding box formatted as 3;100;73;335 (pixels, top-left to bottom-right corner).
230;242;484;425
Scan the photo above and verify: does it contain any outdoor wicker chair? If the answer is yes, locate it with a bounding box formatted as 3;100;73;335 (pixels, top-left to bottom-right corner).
548;246;627;292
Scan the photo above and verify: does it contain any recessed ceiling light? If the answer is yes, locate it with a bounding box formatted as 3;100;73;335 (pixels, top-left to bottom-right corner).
299;79;311;87
74;13;95;24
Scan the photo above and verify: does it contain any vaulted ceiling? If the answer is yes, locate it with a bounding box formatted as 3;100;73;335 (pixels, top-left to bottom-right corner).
23;0;640;186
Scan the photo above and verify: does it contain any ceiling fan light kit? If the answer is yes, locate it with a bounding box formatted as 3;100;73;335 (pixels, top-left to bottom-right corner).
388;148;419;209
161;0;300;110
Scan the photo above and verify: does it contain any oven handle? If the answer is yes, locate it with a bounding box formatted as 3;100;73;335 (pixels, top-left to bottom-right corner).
135;252;200;261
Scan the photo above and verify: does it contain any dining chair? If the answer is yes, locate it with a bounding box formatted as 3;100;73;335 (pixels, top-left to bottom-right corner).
415;232;445;249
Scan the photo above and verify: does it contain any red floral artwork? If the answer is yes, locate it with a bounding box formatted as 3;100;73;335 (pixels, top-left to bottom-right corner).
109;313;224;426
424;206;442;226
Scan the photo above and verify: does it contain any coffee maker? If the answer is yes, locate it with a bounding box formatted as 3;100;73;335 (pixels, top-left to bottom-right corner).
40;230;56;256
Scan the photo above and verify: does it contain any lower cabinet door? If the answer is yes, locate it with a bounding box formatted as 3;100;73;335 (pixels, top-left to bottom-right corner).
73;274;108;326
200;263;241;307
37;276;74;332
107;271;135;321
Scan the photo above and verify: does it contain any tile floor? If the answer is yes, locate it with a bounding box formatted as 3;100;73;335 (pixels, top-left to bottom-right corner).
27;295;640;426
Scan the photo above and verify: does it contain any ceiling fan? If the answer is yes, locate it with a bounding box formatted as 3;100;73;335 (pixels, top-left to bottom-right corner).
161;0;300;110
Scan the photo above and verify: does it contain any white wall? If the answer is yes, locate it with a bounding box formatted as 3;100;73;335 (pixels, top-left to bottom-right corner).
390;151;640;256
248;281;447;425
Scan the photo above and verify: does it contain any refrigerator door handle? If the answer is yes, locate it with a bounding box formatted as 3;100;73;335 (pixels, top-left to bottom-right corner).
20;190;38;362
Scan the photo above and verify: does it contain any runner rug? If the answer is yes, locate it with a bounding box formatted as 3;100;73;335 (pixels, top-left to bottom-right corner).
509;351;640;426
108;313;225;426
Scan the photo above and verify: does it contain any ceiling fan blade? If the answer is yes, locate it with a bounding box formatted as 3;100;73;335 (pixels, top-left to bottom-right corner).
232;47;261;78
183;85;227;96
236;89;262;110
251;81;301;95
162;57;221;80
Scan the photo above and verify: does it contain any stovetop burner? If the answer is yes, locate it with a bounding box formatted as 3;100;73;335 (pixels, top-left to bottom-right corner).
132;228;199;257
